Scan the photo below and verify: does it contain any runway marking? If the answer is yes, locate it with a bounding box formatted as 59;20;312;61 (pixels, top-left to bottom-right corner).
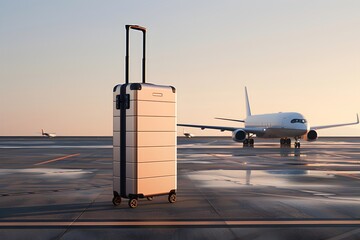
34;153;80;166
0;220;359;228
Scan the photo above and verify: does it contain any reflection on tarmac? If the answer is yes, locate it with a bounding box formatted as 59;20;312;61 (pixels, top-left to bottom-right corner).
0;168;93;177
279;147;303;157
188;169;314;188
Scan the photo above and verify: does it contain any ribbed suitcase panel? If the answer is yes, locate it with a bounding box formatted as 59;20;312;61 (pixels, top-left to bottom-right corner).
126;176;176;196
126;161;176;179
113;83;177;198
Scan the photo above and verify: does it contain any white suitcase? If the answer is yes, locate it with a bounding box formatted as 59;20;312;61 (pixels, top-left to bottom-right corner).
112;25;177;208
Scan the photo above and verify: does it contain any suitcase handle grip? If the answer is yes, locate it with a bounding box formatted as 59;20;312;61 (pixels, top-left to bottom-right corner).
126;25;146;32
125;25;146;84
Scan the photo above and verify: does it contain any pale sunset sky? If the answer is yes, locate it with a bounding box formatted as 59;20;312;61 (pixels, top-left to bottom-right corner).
1;0;359;136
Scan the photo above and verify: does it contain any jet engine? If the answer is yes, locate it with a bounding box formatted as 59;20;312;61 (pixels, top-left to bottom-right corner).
232;129;247;142
306;130;318;141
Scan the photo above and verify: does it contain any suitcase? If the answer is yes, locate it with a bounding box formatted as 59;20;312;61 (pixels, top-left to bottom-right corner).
112;25;177;208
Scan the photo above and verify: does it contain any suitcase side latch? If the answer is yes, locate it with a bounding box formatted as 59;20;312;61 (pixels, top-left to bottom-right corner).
116;94;130;109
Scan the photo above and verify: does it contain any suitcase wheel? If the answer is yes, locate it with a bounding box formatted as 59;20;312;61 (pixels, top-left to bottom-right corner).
128;198;138;208
147;196;153;201
112;196;122;206
168;193;176;203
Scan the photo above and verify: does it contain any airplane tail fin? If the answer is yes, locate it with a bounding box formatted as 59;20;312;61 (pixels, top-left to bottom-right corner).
41;129;44;135
245;87;252;117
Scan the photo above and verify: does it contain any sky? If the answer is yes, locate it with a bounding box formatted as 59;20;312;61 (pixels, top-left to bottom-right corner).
1;0;359;136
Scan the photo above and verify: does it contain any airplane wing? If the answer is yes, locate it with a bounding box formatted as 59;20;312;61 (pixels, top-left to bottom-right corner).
311;114;359;130
177;124;265;135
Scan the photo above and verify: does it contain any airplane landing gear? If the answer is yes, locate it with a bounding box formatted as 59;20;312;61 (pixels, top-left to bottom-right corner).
280;138;301;148
243;137;254;147
280;138;291;147
294;137;301;148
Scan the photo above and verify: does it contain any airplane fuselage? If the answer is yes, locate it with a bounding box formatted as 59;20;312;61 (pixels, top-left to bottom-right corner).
245;112;309;138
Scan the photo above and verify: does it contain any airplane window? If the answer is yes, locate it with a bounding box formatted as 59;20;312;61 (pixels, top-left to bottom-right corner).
291;119;307;124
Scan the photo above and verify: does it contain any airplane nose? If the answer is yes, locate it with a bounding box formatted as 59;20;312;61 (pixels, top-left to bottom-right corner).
296;123;308;134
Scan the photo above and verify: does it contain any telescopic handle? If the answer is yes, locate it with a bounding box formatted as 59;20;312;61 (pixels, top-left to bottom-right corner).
125;25;146;84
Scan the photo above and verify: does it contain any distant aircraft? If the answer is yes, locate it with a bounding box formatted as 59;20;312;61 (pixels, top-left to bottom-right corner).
41;129;56;138
183;131;195;138
178;87;359;148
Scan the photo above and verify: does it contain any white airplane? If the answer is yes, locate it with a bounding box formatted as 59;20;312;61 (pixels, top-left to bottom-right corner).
183;132;195;138
41;129;56;138
181;128;195;138
178;87;359;148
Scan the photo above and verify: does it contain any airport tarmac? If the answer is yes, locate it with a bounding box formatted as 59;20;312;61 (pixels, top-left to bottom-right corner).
0;136;359;240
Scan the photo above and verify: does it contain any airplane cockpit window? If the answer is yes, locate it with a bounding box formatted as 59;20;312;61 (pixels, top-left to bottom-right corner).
291;119;307;124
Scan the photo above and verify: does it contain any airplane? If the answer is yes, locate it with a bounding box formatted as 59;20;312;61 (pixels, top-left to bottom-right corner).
41;129;56;138
184;132;195;138
182;129;195;138
178;87;359;148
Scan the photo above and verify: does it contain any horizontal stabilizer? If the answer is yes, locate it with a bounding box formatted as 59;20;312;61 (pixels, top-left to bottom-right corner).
177;124;236;132
215;117;245;123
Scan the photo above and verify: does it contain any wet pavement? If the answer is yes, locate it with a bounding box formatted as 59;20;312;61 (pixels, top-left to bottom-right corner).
0;137;359;239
